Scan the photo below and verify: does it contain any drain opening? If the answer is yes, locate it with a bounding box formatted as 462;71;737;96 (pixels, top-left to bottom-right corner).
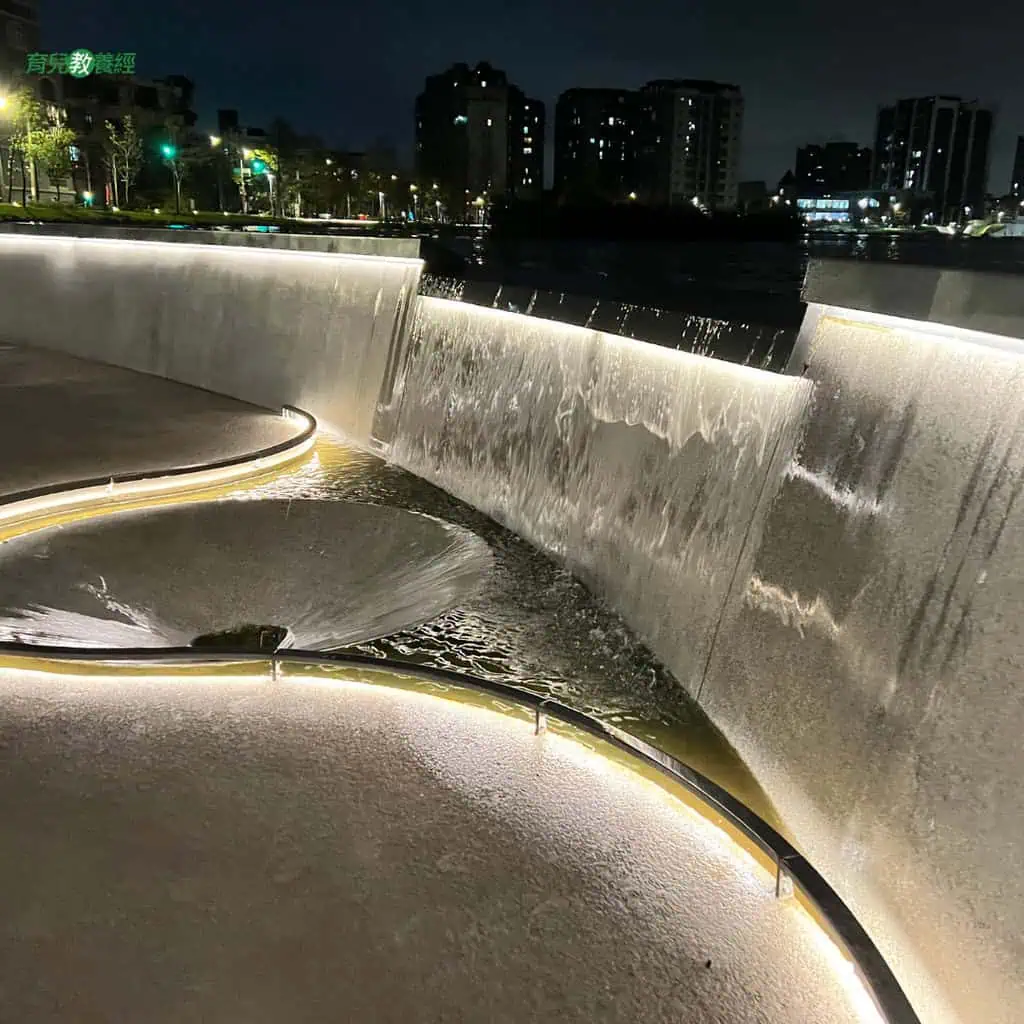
191;624;291;652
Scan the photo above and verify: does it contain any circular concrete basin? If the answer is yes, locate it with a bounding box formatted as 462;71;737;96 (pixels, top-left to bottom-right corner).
0;499;490;649
0;669;877;1024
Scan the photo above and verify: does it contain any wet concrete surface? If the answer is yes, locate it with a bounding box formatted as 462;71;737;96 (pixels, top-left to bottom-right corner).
0;344;299;499
0;671;874;1024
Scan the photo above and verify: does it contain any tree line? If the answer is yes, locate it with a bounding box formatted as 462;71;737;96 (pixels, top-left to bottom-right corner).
1;88;449;222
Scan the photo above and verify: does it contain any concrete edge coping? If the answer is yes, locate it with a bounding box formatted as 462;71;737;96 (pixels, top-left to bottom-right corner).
0;221;421;259
0;406;317;525
803;257;1024;342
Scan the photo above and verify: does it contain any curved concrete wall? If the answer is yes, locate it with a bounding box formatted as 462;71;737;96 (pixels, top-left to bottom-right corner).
0;228;421;444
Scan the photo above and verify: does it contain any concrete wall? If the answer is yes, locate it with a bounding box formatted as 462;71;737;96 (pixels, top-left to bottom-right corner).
0;229;422;444
3;235;1020;1022
803;258;1024;344
697;278;1024;1024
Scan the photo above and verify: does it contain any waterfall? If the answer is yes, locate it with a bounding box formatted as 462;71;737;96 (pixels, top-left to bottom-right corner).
388;296;811;694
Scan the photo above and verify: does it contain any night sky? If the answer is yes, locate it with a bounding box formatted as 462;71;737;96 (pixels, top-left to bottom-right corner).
44;0;1024;190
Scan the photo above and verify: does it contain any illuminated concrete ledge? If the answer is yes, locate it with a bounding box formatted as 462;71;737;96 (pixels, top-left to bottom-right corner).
0;650;908;1024
0;344;313;507
0;387;315;538
802;258;1024;348
0;221;422;259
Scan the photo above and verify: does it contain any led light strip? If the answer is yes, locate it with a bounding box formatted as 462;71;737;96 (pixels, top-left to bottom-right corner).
0;405;316;528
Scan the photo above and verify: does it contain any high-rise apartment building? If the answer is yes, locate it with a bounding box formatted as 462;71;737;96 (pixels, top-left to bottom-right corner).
554;88;635;202
633;79;743;209
0;0;38;83
508;94;544;198
415;62;543;212
873;96;993;218
795;142;872;195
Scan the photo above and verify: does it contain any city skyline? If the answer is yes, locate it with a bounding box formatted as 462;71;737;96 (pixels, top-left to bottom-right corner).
40;0;1024;191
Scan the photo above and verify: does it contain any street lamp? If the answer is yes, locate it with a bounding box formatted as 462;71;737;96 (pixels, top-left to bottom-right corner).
0;95;7;110
161;143;181;215
237;149;253;214
209;136;224;211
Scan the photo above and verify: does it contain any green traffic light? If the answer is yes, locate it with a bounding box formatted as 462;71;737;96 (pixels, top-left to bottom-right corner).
161;143;176;159
250;158;266;175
